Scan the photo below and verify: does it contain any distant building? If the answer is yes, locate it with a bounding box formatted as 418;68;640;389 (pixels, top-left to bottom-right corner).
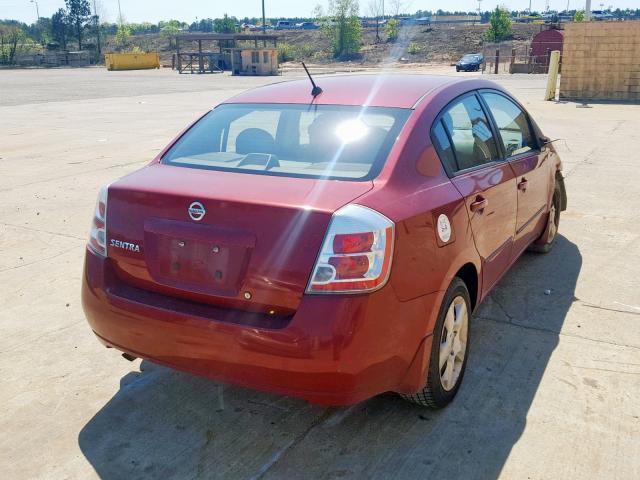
531;28;564;71
432;15;481;24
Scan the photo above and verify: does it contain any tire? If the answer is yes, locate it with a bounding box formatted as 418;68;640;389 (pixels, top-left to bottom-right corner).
400;277;471;408
528;181;562;254
456;67;460;72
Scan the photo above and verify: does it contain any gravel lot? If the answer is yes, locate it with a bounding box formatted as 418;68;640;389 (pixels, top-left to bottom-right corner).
1;67;638;479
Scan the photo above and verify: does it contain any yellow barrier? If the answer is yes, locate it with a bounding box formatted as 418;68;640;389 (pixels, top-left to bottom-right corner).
104;53;160;71
544;50;561;101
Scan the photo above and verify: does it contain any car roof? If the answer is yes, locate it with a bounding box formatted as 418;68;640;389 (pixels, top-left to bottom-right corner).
223;74;466;109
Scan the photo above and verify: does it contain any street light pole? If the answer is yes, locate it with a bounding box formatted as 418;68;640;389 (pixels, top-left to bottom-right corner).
93;0;101;58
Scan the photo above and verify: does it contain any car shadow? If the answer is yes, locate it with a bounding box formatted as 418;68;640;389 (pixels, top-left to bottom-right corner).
78;235;581;479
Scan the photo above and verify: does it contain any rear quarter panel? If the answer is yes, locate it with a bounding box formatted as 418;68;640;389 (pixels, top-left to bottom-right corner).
356;96;482;333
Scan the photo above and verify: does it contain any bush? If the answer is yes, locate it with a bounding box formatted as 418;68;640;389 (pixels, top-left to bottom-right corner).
293;43;316;59
115;23;130;49
277;42;318;62
574;10;585;22
408;42;421;54
385;18;400;42
277;43;294;62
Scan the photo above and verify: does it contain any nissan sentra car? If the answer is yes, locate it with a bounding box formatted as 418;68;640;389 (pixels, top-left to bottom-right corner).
82;74;567;408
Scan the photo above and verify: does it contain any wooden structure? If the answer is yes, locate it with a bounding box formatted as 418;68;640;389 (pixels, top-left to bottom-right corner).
174;33;279;74
231;48;278;76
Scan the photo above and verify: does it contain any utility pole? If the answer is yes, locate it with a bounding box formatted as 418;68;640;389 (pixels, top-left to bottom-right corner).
585;0;592;20
117;0;123;25
93;0;101;58
30;0;39;20
262;0;266;47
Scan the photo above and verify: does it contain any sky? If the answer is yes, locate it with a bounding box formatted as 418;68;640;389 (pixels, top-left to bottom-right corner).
1;0;636;24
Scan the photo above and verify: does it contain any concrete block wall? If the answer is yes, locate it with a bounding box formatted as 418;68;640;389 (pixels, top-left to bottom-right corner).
560;21;640;101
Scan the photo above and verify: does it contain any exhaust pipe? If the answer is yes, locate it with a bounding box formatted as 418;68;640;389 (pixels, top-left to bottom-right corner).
122;353;137;362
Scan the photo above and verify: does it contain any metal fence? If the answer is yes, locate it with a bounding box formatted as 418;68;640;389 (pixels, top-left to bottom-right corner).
11;51;91;67
481;42;562;74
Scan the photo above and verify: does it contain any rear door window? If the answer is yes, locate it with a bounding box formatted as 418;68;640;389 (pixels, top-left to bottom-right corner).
431;121;457;173
432;94;500;172
481;92;537;157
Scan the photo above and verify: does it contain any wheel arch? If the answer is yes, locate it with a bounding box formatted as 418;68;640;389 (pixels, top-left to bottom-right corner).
556;171;568;211
454;262;479;312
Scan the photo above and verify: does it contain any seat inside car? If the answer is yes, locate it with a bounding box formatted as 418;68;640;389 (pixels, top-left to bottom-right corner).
235;128;276;155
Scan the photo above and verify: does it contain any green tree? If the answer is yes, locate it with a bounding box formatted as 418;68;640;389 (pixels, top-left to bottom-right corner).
574;10;585;22
115;23;131;49
160;20;181;48
213;14;237;33
384;18;400;41
323;0;362;58
485;6;512;42
65;0;91;50
0;24;27;64
51;8;68;49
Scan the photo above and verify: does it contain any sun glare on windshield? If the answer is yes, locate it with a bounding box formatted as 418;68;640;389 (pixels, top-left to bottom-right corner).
335;118;370;144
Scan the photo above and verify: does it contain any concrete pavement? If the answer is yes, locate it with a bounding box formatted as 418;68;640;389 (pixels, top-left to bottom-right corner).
0;68;638;479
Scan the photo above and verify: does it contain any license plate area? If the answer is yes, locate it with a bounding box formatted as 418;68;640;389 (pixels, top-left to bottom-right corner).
144;219;255;297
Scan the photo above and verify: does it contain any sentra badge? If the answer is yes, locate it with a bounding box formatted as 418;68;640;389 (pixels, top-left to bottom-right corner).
110;239;141;253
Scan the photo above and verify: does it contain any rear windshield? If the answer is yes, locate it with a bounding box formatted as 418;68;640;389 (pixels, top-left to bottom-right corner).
161;103;411;181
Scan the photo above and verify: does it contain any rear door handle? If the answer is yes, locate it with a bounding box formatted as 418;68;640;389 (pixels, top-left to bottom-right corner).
470;196;488;212
518;178;529;191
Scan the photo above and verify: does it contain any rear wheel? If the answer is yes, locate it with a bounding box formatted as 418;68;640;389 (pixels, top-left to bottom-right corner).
529;182;561;253
456;67;460;72
400;278;471;408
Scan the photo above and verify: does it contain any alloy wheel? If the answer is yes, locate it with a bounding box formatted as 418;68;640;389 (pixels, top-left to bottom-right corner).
439;296;469;391
548;199;559;243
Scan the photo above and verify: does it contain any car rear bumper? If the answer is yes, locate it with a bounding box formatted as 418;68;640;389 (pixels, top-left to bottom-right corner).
82;250;442;405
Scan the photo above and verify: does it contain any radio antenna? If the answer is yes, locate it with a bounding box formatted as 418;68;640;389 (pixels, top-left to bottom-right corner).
302;62;323;97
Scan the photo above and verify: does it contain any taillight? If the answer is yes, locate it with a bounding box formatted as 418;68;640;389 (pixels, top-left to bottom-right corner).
87;186;108;257
306;204;394;294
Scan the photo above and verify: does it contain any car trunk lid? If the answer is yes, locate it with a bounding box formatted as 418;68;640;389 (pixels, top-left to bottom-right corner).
106;164;372;314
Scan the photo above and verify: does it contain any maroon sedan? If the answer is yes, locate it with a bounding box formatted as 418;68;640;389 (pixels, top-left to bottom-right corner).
82;75;567;407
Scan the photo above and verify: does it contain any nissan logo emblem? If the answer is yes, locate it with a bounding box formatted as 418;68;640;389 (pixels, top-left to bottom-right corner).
188;201;206;221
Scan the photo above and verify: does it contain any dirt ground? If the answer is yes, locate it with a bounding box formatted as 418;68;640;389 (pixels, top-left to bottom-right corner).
1;67;639;479
107;23;542;66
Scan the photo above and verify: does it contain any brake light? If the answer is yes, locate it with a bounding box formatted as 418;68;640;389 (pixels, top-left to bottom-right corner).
333;232;374;253
87;186;108;257
307;204;394;294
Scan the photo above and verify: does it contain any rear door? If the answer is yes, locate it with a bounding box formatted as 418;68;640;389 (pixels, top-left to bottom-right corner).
480;90;550;254
431;93;517;296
